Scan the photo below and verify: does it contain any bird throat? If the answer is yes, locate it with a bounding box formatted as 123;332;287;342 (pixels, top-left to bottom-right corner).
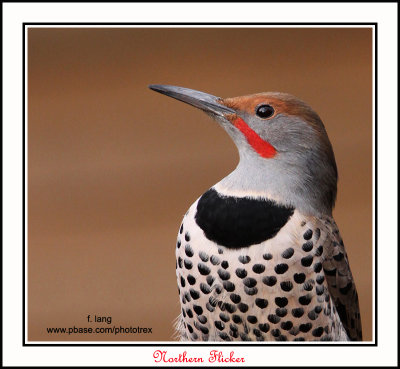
195;188;294;248
232;117;277;158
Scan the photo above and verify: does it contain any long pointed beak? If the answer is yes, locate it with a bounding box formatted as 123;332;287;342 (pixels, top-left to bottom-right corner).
148;84;236;117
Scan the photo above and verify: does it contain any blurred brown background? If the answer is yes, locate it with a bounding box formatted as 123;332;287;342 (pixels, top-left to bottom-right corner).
28;27;373;341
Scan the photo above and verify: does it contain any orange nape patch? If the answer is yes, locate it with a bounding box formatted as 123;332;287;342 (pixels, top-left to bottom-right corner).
231;117;276;159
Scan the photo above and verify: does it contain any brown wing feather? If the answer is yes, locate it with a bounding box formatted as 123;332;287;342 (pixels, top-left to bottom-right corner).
319;217;363;340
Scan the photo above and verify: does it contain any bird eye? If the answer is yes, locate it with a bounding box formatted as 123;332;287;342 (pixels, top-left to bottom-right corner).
255;104;274;119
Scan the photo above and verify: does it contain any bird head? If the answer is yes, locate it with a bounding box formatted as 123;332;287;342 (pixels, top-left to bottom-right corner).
149;85;337;216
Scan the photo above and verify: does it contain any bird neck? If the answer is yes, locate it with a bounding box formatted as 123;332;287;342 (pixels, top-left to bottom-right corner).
214;153;332;217
215;158;284;203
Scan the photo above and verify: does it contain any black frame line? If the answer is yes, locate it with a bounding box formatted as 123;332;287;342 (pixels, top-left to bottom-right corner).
22;22;378;347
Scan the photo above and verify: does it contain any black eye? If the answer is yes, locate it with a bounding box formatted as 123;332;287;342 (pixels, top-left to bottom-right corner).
255;104;274;119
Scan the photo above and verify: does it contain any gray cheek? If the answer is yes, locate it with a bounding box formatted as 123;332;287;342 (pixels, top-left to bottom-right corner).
258;115;317;153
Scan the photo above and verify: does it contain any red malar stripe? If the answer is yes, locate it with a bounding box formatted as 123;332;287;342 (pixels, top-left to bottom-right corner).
233;117;277;158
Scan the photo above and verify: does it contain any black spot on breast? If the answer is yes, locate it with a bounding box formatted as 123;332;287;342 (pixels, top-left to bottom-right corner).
238;255;251;264
195;188;294;248
189;289;200;300
219;313;230;322
240;333;251;341
291;308;304;318
316;275;325;284
238;303;249;312
224;303;237;314
315;245;324;256
299;323;312;333
303;281;314;291
200;283;211;294
308;311;318;320
229;330;239;339
281;321;293;330
244;286;258;295
214;321;225;331
275;263;289;274
302;241;313;252
184;292;191;303
263;276;277;286
185;244;193;257
282;247;294;259
294;273;306;284
208;297;217;307
303;229;313;240
218;269;230;280
243;277;257;288
252;264;265;274
215;285;223;294
268;314;280;324
247;315;258;324
187;275;196;285
263;253;273;260
255;298;268;309
235;268;247;279
299;294;312;305
198;315;207;324
221;261;229;269
210;255;220;265
271;329;281;337
206;303;215;312
193;305;203;315
280;281;293;292
206;275;214;286
185;232;190;242
219;332;231;341
232;315;242;324
301;255;313;267
230;294;241;304
199;251;209;262
223;281;235;292
198;263;210;275
184;259;193;270
276;308;287;317
312;327;324;337
275;297;288;308
259;323;270;333
314;262;322;273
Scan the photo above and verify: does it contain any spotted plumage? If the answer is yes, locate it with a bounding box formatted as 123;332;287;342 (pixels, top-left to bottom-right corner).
149;84;362;341
175;198;358;341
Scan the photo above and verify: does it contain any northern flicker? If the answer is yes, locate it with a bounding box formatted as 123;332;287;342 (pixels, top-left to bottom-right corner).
149;84;362;342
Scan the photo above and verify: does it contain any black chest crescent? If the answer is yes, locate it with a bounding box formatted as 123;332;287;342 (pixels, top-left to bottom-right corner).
195;188;295;249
